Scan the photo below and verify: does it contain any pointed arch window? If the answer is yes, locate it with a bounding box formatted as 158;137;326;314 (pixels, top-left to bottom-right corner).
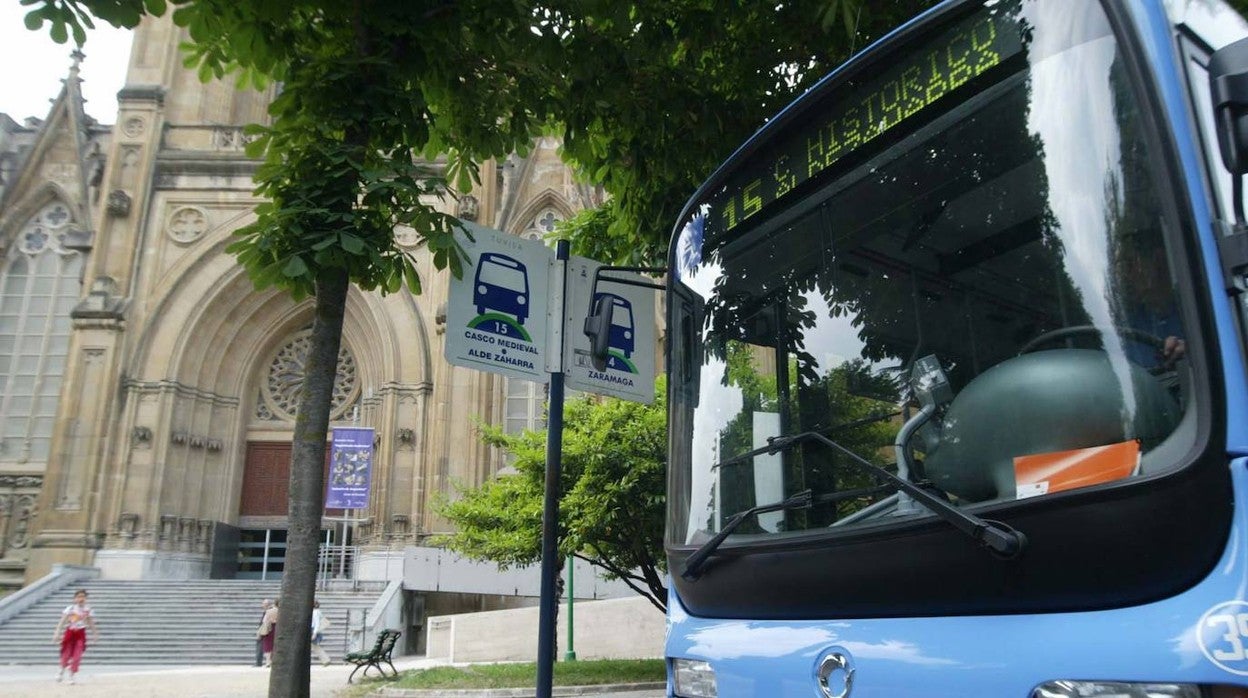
522;208;564;241
0;201;83;463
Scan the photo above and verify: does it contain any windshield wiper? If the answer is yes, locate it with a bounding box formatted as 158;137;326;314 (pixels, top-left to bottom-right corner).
680;431;1026;582
681;489;813;581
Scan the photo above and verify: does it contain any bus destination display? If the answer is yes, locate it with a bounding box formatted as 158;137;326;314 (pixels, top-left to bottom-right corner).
708;7;1022;239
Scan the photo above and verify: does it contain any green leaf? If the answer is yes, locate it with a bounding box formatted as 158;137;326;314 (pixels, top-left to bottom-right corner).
340;234;365;255
49;18;68;44
402;259;422;294
24;9;43;31
282;255;309;278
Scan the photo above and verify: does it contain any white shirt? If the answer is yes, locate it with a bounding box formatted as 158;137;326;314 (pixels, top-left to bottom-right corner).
62;603;93;631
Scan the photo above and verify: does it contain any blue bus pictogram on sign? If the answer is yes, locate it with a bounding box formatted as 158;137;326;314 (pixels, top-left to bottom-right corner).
474;253;530;325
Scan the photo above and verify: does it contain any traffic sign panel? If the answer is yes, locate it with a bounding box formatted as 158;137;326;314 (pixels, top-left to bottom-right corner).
445;222;552;383
563;256;657;403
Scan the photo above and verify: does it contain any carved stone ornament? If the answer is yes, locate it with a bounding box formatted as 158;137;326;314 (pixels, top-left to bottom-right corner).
457;194;480;221
434;303;447;336
0;475;42;489
158;514;177;550
393;226;420;248
389;514;410;540
166;206;209;244
131;426;153;448
396;428;415;448
118;512;140;540
106;190;132;217
214;127;240;149
122;117;145;138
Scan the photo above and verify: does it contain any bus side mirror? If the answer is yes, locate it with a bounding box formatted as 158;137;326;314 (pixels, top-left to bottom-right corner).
1209;37;1248;175
583;295;614;371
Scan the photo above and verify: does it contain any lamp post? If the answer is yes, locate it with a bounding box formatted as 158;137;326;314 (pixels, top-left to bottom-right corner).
565;555;576;661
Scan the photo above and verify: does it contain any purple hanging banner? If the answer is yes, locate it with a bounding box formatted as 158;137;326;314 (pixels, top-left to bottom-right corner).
326;427;374;509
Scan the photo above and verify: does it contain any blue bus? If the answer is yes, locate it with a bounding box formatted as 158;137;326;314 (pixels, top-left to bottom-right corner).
474;252;529;325
665;1;1248;695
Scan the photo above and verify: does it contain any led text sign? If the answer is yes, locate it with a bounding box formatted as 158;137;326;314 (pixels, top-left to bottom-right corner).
707;7;1023;239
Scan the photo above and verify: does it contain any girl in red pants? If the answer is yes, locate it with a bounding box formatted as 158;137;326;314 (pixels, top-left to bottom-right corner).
53;589;98;684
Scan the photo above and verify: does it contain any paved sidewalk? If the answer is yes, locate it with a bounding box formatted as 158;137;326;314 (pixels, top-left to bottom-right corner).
0;658;667;698
0;655;447;697
0;663;358;697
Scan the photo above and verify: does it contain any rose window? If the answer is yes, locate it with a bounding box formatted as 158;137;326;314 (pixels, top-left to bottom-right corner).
259;330;359;421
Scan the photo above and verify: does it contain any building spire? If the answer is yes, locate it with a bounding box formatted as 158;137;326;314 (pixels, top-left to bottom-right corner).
68;49;85;83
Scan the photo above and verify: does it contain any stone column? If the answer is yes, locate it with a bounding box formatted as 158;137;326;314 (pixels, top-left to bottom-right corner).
23;75;167;582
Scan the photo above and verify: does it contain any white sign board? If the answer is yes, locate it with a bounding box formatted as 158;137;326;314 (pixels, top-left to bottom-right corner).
444;223;552;383
563;256;657;403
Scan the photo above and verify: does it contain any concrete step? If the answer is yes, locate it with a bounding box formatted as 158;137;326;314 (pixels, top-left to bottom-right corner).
0;579;383;664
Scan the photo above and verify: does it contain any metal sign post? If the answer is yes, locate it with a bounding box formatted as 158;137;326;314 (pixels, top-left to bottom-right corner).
535;240;569;698
443;227;661;698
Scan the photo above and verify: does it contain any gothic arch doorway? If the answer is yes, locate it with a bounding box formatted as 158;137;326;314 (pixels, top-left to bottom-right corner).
236;329;358;579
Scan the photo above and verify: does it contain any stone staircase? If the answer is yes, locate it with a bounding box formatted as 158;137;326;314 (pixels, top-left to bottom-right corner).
0;579;387;665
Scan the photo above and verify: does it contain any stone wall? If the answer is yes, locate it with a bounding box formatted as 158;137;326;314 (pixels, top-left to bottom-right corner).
425;596;665;663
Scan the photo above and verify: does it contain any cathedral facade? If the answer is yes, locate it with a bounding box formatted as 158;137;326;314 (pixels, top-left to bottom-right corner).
0;14;598;591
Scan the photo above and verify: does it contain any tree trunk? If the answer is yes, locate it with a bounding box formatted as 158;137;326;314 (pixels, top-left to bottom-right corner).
269;267;350;698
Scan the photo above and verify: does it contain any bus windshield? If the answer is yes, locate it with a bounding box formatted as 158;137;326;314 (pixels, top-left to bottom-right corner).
668;0;1196;548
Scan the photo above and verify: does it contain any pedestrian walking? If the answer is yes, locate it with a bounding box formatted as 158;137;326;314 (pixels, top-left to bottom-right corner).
253;599;273;667
310;599;331;666
257;598;279;667
53;589;98;684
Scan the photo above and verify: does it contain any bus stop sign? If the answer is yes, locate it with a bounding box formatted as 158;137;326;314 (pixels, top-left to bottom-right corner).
563;256;656;404
445;223;552;383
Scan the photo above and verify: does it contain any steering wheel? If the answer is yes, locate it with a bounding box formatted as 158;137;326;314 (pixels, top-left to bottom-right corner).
1018;325;1167;355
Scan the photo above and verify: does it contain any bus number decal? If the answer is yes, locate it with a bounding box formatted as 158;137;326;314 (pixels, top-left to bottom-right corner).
1198;601;1248;675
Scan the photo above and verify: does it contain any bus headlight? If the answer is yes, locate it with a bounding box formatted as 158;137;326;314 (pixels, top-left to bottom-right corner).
1032;681;1247;697
517;295;526;305
672;658;717;698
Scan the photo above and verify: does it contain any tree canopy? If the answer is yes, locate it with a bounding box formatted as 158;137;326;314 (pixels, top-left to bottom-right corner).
436;379;669;612
27;0;944;265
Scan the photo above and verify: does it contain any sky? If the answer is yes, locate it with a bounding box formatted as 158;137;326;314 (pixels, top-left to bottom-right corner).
0;3;133;124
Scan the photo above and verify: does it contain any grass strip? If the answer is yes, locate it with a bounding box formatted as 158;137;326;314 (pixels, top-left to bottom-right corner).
387;659;666;689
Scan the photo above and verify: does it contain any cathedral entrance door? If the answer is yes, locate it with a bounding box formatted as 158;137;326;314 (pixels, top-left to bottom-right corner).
237;441;343;580
238;442;292;579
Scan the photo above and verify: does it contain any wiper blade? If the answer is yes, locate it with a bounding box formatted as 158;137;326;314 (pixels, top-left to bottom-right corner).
682;431;1026;581
682;479;895;581
774;431;1025;557
681;489;813;581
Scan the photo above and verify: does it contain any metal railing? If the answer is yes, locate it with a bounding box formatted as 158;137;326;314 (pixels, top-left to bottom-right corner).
316;543;360;589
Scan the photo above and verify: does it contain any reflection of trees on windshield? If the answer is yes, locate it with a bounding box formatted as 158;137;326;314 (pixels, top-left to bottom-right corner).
679;0;1189;534
715;342;900;530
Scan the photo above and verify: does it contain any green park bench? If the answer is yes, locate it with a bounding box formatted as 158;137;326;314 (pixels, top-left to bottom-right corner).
345;628;402;683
